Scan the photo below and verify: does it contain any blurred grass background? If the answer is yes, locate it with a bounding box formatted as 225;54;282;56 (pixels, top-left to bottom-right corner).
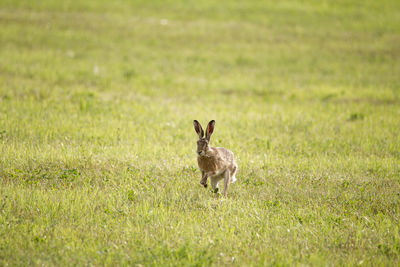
0;0;399;266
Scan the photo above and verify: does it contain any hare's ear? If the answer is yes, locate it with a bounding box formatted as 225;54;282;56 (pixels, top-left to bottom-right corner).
193;120;204;138
205;120;215;141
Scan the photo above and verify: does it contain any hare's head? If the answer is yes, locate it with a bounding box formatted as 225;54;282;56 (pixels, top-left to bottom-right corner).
193;120;215;156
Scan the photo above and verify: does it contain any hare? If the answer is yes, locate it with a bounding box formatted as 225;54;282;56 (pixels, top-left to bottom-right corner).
193;120;237;197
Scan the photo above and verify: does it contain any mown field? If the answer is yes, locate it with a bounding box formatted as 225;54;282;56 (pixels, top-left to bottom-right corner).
0;0;399;265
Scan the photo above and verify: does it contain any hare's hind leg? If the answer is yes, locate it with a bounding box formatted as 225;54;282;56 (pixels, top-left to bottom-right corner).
223;169;231;197
231;164;237;183
211;175;222;194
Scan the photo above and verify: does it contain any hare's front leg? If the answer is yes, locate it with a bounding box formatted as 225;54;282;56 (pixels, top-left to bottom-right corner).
201;171;217;188
223;169;231;197
200;171;207;187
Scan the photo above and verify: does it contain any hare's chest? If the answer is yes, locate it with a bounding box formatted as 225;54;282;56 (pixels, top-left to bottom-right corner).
197;156;221;172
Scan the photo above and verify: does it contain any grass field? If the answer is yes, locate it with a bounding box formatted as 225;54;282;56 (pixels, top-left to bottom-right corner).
1;0;400;265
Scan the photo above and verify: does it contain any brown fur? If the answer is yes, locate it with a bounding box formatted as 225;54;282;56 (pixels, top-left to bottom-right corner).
193;120;238;197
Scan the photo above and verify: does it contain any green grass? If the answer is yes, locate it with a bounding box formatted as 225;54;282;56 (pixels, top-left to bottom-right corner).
1;0;400;265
